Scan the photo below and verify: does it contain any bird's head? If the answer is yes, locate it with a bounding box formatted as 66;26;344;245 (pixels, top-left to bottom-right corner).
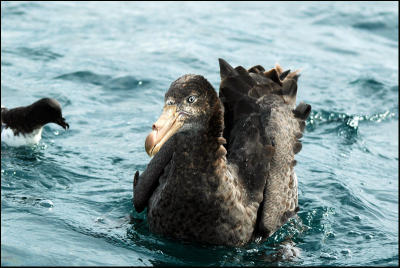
145;74;221;157
30;98;69;130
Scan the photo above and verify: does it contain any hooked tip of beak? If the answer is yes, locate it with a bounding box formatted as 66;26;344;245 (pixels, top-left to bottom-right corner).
145;130;157;157
57;118;69;130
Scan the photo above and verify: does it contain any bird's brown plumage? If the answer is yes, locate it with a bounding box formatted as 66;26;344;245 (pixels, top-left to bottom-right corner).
133;59;311;246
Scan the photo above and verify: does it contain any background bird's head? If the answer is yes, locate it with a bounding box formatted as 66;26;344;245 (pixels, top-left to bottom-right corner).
29;98;69;130
145;74;221;157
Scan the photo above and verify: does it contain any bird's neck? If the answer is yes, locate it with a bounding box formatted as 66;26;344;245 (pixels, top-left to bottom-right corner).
175;100;225;165
172;104;227;190
174;130;224;159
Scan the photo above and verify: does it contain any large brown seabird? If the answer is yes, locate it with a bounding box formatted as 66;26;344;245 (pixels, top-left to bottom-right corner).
133;58;311;247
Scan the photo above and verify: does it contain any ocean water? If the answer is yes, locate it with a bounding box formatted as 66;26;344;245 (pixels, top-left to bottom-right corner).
1;1;398;266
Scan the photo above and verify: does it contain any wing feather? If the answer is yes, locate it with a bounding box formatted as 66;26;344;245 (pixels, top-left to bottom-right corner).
218;58;311;240
133;138;175;212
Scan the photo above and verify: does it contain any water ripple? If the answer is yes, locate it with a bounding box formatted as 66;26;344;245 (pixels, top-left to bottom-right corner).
307;108;397;131
3;47;63;62
55;71;112;85
54;71;151;91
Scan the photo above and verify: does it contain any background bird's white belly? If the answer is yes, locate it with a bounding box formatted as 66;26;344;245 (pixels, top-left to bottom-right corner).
1;127;43;147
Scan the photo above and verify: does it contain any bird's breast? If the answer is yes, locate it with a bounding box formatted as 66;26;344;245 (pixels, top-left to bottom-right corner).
1;126;43;147
146;166;257;246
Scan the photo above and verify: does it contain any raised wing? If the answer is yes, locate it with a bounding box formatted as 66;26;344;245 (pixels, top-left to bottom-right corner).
218;58;311;239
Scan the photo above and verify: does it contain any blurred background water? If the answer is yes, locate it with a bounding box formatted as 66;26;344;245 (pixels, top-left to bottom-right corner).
1;1;398;266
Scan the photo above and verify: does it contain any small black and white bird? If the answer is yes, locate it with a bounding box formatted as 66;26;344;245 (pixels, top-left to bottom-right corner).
1;98;69;146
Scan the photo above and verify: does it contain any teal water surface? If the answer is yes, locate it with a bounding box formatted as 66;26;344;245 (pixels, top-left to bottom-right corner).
1;1;398;266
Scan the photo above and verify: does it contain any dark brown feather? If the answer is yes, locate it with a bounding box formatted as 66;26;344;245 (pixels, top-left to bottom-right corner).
248;65;265;74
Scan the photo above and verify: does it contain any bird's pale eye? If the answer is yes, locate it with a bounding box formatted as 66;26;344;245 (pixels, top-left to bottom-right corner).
187;96;197;103
166;99;174;105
